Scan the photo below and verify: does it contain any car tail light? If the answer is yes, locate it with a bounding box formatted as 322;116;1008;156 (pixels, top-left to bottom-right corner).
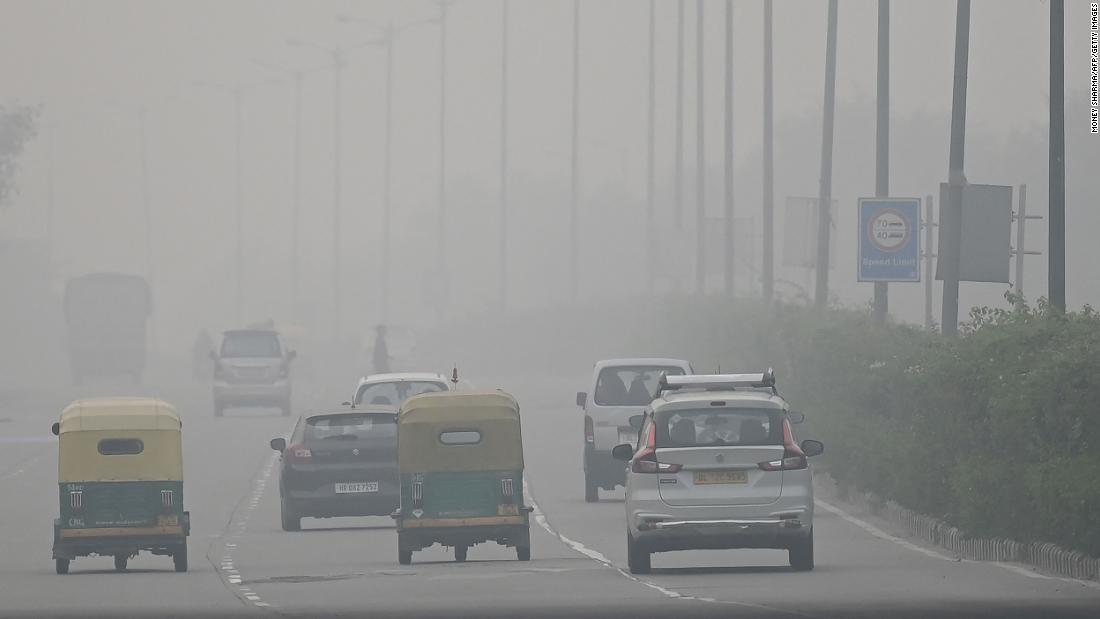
584;416;594;445
758;419;807;471
70;490;83;511
630;425;682;474
412;480;424;507
501;478;514;498
286;443;312;464
161;489;174;510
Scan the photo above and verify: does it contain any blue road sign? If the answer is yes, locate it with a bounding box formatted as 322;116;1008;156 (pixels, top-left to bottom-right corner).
858;198;921;282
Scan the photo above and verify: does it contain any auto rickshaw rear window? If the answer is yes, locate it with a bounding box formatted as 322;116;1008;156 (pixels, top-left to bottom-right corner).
97;438;145;455
439;430;481;445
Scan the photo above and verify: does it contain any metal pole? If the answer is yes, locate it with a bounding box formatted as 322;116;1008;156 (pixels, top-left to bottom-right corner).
46;122;55;266
569;0;580;302
437;2;449;320
499;0;509;310
234;88;244;326
333;48;344;341
646;0;657;294
1049;0;1065;313
138;109;156;353
924;194;934;329
873;0;890;322
941;0;970;336
723;0;734;296
675;0;685;231
762;0;775;304
814;0;838;310
695;0;706;295
1015;183;1027;301
383;29;394;322
291;72;303;325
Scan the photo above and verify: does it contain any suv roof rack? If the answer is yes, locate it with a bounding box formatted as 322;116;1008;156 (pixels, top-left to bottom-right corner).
657;370;777;396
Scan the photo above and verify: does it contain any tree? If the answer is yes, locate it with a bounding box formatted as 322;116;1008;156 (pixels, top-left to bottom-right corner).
0;105;37;208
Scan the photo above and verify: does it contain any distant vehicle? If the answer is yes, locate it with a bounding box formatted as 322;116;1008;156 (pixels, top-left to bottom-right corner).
211;329;295;417
63;273;151;384
393;391;532;564
350;373;453;408
51;398;190;574
613;372;824;574
575;358;693;502
270;407;399;531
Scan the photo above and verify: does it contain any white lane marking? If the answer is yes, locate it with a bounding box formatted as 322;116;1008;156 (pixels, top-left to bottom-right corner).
815;499;1100;590
523;479;823;618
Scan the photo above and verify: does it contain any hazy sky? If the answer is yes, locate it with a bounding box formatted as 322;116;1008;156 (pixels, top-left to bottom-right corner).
1;0;1097;348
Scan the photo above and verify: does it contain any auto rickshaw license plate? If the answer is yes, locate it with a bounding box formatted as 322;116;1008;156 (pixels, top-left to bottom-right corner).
694;470;748;484
157;514;179;526
335;482;378;494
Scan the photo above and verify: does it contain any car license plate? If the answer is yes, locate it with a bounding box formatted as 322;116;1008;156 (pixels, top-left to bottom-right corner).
694;470;748;485
335;482;378;494
618;430;638;446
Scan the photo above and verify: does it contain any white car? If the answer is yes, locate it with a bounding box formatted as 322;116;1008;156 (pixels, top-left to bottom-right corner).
613;372;824;573
349;373;453;409
576;358;693;502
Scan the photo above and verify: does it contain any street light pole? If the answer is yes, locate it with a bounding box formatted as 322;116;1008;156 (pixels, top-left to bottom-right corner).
762;0;775;304
675;0;685;232
291;71;303;325
333;47;345;341
695;0;706;295
499;0;510;311
233;86;244;327
723;0;735;297
941;0;971;336
569;0;581;303
873;0;890;323
1049;0;1065;313
436;1;451;321
383;24;395;322
646;0;657;293
814;0;838;310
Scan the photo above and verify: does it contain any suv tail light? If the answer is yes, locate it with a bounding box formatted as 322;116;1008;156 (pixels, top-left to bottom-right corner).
286;443;312;464
758;419;807;471
630;424;682;474
584;416;594;445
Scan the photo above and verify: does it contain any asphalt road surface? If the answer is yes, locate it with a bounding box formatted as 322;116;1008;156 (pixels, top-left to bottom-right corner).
1;371;1098;619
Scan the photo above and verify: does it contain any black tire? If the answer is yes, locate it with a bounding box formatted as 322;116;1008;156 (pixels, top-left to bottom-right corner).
789;530;814;572
584;474;599;503
398;549;412;565
454;545;468;563
114;555;128;572
55;558;70;575
280;498;301;532
516;545;531;561
173;543;188;573
626;533;650;574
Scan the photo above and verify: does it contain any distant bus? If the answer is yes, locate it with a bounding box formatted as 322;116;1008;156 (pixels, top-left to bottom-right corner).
63;273;151;384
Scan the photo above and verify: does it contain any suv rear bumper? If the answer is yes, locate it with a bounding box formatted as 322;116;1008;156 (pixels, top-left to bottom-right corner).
213;381;290;405
632;516;810;552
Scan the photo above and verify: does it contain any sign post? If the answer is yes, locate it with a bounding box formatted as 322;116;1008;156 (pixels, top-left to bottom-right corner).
858;198;921;283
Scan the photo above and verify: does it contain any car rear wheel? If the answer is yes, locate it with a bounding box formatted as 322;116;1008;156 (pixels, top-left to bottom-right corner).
516;545;531;561
114;555;128;571
584;474;599;503
454;545;468;563
626;533;650;574
173;543;188;572
54;558;69;575
789;530;814;571
280;498;301;532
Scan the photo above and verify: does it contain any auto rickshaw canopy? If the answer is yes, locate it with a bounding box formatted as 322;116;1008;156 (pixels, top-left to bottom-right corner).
398;391;523;473
56;398;183;483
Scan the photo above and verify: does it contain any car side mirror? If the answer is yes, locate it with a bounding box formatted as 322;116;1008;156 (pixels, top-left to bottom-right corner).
575;391;587;407
287;350;297;361
51;422;60;436
611;443;635;461
800;439;824;457
788;411;805;424
270;438;286;452
628;415;644;430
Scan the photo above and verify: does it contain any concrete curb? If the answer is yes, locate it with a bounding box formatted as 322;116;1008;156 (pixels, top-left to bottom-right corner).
819;473;1100;582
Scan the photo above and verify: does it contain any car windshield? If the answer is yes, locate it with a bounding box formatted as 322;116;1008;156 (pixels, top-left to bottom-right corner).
304;413;396;441
220;332;281;358
354;380;448;406
655;408;781;448
594;365;686;406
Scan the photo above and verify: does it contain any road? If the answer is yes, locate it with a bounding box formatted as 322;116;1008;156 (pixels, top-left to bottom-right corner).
0;370;1098;619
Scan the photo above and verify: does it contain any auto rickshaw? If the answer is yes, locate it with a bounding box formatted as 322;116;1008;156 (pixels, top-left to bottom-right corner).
393;390;532;564
50;398;190;574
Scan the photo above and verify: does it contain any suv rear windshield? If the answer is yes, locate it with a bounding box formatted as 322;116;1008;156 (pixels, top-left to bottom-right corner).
594;366;686;406
305;413;396;441
221;332;281;358
655;408;781;448
354;381;448;406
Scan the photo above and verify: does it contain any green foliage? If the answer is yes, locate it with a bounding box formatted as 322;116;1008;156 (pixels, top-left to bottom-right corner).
0;105;38;208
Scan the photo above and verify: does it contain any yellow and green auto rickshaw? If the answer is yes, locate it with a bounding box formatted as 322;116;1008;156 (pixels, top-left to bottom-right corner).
50;398;190;574
393;390;532;564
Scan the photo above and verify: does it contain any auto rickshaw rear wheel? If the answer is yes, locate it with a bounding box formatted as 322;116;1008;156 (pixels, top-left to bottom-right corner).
114;555;128;571
584;475;599;503
516;545;531;561
54;558;69;575
454;545;468;563
398;549;412;565
173;544;188;572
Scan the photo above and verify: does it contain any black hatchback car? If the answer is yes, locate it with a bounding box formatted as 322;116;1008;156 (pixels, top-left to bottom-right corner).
270;407;399;531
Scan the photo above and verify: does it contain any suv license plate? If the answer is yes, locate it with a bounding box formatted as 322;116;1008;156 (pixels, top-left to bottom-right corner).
694;471;748;485
335;482;378;494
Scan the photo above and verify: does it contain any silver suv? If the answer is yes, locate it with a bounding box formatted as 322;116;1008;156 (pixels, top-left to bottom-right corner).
613;372;824;573
211;329;295;417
